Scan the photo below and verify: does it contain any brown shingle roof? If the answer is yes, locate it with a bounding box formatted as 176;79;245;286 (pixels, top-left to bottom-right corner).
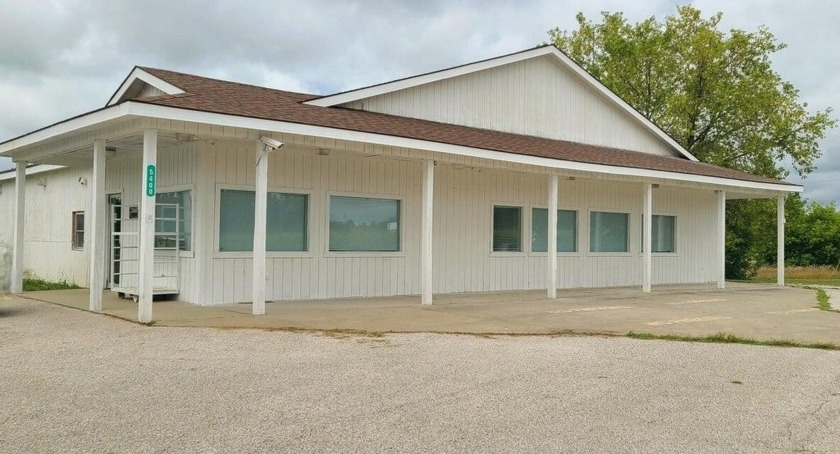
136;67;794;187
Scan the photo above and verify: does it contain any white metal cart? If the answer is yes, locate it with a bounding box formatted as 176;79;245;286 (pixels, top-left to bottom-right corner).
110;203;180;302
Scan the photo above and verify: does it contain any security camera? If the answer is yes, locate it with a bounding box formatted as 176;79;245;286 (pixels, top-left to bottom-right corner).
78;177;88;185
260;136;284;150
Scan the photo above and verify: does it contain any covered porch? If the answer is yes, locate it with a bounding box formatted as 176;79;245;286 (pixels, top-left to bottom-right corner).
1;106;795;324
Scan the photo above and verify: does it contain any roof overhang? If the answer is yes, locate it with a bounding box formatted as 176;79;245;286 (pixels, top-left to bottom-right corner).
106;67;185;106
0;164;64;181
305;46;700;162
0;101;800;195
0;104;128;160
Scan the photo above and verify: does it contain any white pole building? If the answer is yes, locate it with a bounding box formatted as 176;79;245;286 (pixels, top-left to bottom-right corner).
0;46;800;322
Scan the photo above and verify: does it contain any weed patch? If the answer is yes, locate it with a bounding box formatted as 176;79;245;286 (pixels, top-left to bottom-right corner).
816;288;833;311
627;331;840;351
23;278;80;291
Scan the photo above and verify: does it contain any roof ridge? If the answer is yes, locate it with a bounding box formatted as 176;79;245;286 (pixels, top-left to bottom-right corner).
307;45;554;102
138;66;319;99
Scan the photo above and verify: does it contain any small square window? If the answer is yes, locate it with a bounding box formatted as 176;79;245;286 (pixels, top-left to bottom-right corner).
329;196;400;252
590;211;629;253
641;215;676;253
493;206;522;252
156;190;192;251
219;189;308;252
531;208;578;253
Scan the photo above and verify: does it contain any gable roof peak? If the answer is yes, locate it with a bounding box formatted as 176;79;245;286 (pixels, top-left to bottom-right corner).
305;45;698;162
106;66;187;106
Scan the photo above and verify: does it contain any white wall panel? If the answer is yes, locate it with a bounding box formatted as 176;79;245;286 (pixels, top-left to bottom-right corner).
192;141;717;305
197;141;419;304
342;56;677;158
0;139;716;304
105;143;199;301
431;166;716;293
0;166;92;285
0;140;715;304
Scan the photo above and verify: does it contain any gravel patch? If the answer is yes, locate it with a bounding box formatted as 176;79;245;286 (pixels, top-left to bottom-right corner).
1;297;840;453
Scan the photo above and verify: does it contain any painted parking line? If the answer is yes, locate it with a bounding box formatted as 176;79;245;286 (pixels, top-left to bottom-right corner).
645;316;732;326
765;308;820;315
548;306;632;314
667;298;727;306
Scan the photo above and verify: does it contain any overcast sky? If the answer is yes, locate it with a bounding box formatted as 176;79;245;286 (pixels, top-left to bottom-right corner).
1;0;838;202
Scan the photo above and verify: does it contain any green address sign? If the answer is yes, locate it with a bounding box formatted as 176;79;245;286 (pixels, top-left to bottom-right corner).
145;164;156;197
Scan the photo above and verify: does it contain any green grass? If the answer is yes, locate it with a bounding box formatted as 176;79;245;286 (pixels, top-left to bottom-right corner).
627;331;840;351
23;278;81;292
748;266;840;286
748;277;840;286
816;288;832;311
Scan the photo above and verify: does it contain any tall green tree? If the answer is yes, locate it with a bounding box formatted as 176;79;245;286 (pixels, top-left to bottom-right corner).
548;6;835;277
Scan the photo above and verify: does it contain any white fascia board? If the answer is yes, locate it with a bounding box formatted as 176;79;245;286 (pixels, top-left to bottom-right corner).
305;47;555;107
0;104;129;157
307;46;698;162
106;68;185;106
0;164;65;181
126;102;801;194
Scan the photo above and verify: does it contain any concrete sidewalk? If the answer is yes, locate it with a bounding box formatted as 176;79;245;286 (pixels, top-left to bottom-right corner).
12;283;840;345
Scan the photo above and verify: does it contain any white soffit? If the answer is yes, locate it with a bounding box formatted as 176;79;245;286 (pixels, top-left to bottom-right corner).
106;67;185;106
0;164;64;181
306;46;699;162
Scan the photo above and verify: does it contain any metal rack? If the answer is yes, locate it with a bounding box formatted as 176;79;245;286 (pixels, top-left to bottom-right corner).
110;203;180;302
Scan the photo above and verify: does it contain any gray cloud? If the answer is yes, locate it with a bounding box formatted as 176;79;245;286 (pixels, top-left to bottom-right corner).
1;0;837;204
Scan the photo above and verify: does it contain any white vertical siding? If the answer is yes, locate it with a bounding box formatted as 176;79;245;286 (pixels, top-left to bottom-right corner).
0;139;716;304
341;55;677;158
198;142;419;304
136;84;166;98
0;142;198;293
0;167;92;286
105;143;199;300
192;141;717;305
431;166;715;294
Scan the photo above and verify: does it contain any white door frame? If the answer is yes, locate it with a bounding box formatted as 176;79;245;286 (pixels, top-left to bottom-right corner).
105;191;123;289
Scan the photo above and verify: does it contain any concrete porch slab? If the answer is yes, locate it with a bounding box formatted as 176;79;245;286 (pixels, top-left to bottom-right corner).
13;283;839;345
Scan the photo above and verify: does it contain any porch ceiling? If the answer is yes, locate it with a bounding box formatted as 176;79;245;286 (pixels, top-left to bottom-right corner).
26;132;190;167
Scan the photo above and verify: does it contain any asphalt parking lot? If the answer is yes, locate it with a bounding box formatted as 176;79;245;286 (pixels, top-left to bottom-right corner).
2;296;840;453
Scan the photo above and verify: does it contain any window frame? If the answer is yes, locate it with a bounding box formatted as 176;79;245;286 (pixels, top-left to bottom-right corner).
489;202;526;256
71;211;85;251
587;209;632;256
528;205;581;256
155;185;195;258
214;184;314;259
640;213;679;255
324;191;406;258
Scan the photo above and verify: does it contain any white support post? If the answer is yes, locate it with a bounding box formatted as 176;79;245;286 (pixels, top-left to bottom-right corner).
642;183;652;293
252;140;268;315
777;195;785;287
88;139;107;311
137;129;157;323
547;175;558;299
716;190;726;289
420;159;434;305
10;161;26;294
